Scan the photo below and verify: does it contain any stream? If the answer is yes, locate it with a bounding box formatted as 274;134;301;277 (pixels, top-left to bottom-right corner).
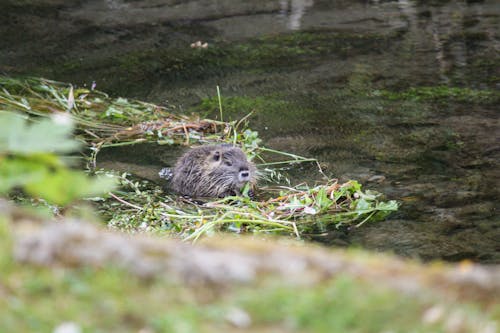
2;0;498;263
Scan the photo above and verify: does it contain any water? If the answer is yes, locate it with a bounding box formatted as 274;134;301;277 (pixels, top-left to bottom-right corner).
1;0;498;263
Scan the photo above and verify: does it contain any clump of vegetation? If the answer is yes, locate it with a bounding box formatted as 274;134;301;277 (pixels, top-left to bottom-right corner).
99;172;397;240
0;76;312;166
0;76;229;152
0;76;398;239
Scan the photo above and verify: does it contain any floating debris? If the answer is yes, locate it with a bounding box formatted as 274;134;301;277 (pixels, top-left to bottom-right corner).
190;40;208;49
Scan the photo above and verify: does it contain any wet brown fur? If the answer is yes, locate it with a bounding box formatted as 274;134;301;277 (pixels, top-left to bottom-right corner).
172;144;256;198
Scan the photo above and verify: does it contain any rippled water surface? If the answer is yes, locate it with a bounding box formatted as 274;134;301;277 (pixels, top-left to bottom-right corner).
2;0;498;262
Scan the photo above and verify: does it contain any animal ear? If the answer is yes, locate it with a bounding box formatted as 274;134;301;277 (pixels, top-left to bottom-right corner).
213;151;220;161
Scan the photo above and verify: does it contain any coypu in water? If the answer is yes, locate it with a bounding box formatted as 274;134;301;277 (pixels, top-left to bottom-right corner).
171;144;256;198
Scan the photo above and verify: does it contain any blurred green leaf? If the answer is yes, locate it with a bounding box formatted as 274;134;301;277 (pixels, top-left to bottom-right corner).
0;111;79;154
25;170;116;206
0;110;115;205
0;157;46;193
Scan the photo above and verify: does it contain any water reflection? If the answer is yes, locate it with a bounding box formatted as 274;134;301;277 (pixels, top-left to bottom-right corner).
279;0;314;30
105;0;128;10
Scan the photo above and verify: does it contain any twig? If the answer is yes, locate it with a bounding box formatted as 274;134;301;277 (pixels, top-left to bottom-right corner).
183;123;190;145
84;129;101;139
108;192;143;210
292;222;300;239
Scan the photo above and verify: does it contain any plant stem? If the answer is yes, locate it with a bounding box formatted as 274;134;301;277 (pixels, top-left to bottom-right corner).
217;85;223;122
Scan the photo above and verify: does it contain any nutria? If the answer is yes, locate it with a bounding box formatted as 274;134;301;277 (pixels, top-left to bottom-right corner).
171;144;256;198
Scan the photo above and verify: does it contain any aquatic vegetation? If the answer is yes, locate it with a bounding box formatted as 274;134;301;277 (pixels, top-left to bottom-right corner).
374;86;500;104
54;30;397;92
0;76;398;239
0;76;226;148
0;77;310;165
197;95;290;120
97;171;398;240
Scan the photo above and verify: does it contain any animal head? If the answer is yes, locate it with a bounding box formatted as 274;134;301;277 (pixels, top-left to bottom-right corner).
203;145;257;193
172;144;257;197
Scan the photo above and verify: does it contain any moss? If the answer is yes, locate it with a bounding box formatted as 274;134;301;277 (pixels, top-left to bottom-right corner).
240;277;431;333
55;30;396;89
466;57;500;85
196;95;289;120
375;86;500;104
1;218;498;333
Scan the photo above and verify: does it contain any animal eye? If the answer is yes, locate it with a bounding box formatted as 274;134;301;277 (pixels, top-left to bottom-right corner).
224;160;232;166
213;151;220;161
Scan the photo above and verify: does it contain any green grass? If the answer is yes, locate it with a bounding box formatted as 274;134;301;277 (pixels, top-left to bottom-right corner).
240;278;428;333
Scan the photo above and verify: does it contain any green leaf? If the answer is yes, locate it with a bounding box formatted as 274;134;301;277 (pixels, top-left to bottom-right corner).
25;169;116;206
354;198;372;211
344;180;362;193
360;190;379;201
0;157;46;193
102;106;125;119
0;111;79;154
376;200;399;211
333;187;348;201
315;187;332;211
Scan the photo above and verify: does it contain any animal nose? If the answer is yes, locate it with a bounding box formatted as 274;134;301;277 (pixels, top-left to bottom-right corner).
239;168;250;181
